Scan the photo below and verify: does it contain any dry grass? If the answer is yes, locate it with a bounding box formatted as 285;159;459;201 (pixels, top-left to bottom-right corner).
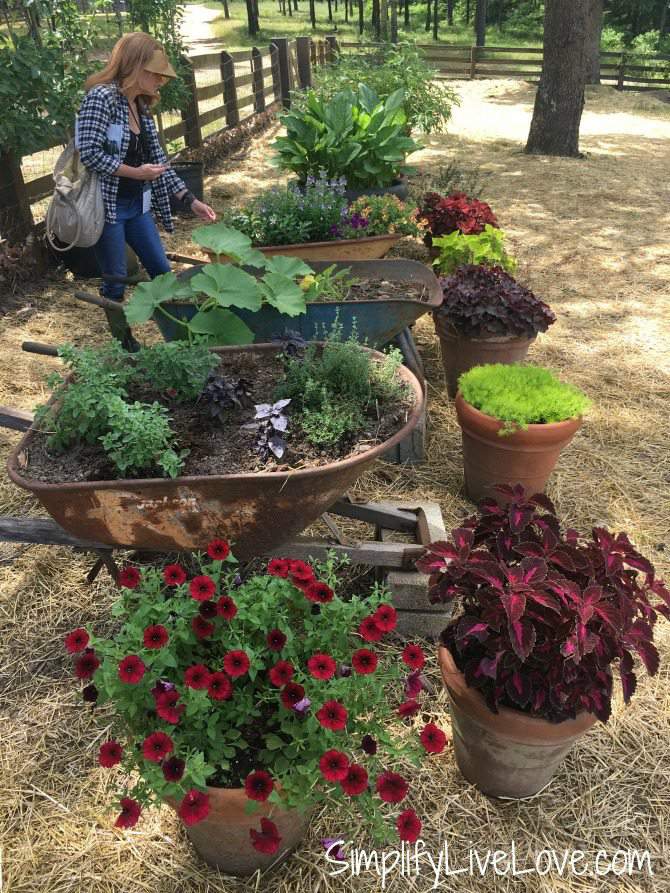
1;79;669;891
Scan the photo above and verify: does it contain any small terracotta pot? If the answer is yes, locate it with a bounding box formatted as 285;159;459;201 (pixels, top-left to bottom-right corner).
168;785;310;876
438;646;597;798
434;315;535;398
454;393;582;504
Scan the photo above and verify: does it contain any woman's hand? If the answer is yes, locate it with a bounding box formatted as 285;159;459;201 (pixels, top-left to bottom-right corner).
134;163;168;181
191;199;216;222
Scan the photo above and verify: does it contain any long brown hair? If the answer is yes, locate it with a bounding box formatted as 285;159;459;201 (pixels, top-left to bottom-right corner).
85;32;165;107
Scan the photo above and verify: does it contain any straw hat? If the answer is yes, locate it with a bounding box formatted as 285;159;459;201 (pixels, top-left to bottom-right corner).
144;49;176;79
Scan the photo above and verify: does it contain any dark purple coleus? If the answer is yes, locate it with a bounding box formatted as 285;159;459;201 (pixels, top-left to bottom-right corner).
416;485;670;723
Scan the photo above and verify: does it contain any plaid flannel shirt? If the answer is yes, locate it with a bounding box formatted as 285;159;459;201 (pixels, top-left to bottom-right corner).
77;82;185;232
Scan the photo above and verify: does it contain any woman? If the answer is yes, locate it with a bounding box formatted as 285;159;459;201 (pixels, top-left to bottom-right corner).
77;32;216;345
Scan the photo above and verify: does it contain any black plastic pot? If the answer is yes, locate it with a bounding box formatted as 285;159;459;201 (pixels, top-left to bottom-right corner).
345;178;409;203
170;161;204;215
47;241;140;280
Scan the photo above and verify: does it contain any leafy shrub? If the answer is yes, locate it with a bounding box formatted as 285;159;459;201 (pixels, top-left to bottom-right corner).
100;397;186;478
417;486;670;723
409;160;490;204
273;85;421;189
458;364;590;431
432;225;516;276
436;265;556;339
308;42;459;134
337;195;423;239
418;192;498;238
66;547;439;846
135;342;218;402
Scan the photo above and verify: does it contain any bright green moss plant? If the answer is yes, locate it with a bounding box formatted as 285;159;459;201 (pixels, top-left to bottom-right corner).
458;364;590;435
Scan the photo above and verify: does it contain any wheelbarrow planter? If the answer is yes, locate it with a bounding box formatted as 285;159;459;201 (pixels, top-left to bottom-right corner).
7;344;425;558
154;259;442;349
205;233;402;263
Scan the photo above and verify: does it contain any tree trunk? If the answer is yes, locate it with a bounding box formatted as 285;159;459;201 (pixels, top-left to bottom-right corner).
425;0;432;31
327;0;333;21
475;0;486;46
358;0;364;34
660;1;668;40
245;0;258;34
372;0;381;38
390;0;398;41
404;0;410;28
380;0;388;39
465;0;470;24
584;0;603;84
222;0;230;17
447;0;454;26
525;0;591;157
433;0;438;40
309;0;316;27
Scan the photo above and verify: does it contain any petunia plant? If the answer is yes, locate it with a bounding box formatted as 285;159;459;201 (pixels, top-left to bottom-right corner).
66;544;445;851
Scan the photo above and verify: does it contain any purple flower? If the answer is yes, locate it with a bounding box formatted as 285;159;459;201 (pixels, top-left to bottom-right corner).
349;213;369;230
405;670;428;698
338;663;351;678
233;573;242;588
293;696;311;715
329;224;341;237
322;838;346;861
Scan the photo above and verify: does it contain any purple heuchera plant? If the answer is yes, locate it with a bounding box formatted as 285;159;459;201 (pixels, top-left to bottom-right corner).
416;485;670;724
436;264;556;339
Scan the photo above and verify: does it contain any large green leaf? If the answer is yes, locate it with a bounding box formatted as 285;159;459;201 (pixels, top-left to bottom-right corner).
189;264;263;312
260;272;307;318
188;307;254;345
124;272;191;325
263;256;314;279
191;224;259;264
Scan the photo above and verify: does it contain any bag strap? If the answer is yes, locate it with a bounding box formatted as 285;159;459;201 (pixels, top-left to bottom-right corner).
45;191;82;253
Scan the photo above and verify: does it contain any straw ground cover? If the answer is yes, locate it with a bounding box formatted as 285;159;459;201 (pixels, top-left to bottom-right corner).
0;79;669;891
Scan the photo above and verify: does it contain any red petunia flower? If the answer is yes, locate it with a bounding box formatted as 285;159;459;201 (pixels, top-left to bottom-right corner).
319;750;349;782
402;643;425;670
420;723;448;754
207;539;230;561
397;699;421;719
142;731;174;763
289;560;316;588
316;700;348;731
143;625;169;650
361;734;377;755
373;603;397;632
207;671;233;701
341;763;368;796
192;615;215;640
358;616;383;643
75;650;100;679
156;689;185;724
118;654;146;684
223;650;250;678
397;809;422;843
178;789;210;826
267;558;290;578
304;581;334;604
250;817;281;854
98;740;122;768
266;628;287;651
307;653;337;680
216;595;237;620
245;770;274;802
65;628;89;654
118;566;140;589
269;660;294;687
163;564;186;586
351;649;378;675
280;682;305;709
199;600;217;619
376;771;408;804
190;575;217;601
115;797;141;829
184;664;211;690
162;756;185;782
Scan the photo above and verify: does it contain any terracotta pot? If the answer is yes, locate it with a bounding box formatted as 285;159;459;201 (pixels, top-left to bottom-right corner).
434;315;535;398
438;646;597;798
205;233;401;263
168;785;309;875
454;393;582;504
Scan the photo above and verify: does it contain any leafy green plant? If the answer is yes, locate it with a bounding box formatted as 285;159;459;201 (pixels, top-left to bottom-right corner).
337;194;423;239
100;397;186;478
301;265;356;304
308;43;459;135
458;364;591;434
432;225;516;276
273;85;421;189
135;342;218;402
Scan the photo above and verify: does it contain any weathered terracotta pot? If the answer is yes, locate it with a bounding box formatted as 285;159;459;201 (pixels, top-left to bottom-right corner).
434;315;535;398
206;233;401;263
454;393;582;504
438;646;597;798
168;785;309;875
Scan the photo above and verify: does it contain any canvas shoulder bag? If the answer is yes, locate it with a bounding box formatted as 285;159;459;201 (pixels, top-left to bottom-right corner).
45;136;105;252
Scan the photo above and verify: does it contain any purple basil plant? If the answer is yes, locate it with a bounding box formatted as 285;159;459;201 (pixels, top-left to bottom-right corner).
416;485;670;724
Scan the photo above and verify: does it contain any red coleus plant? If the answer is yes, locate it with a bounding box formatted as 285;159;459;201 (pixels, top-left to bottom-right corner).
66;545;443;852
418;191;498;238
417;486;670;723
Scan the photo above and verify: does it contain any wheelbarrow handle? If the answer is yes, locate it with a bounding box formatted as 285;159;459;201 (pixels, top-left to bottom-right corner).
74;290;124;313
167;251;205;266
22;341;59;357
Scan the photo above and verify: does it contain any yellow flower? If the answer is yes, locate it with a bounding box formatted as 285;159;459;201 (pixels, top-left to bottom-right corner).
300;275;316;291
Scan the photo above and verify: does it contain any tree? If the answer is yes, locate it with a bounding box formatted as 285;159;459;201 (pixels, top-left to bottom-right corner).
525;0;592;157
475;0;487;46
585;0;604;84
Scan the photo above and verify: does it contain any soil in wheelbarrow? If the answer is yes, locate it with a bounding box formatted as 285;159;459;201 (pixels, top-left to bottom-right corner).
22;352;414;483
316;277;429;304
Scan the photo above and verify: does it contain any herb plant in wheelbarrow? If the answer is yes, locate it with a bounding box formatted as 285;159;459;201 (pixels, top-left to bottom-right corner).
66;546;446;874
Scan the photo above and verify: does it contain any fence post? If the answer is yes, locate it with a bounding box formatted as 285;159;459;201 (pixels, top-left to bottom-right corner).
310;39;317;67
271;37;293;108
270;42;281;102
180;56;203;149
469;45;478;79
325;33;339;62
616;52;626;90
220;51;240;127
251;47;265;113
318;39;326;66
0;151;33;244
296;35;312;88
